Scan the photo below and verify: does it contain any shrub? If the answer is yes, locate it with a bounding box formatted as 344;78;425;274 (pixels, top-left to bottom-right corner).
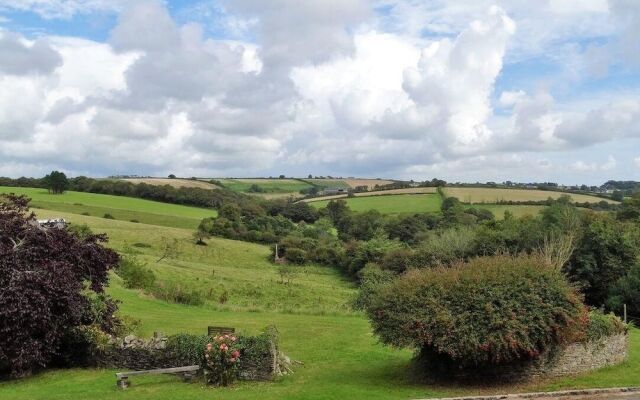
413;227;477;268
116;255;156;290
165;334;210;366
353;263;394;310
608;262;640;317
0;195;119;377
586;310;627;341
152;282;205;306
81;212;90;216
67;223;94;239
284;247;307;264
103;213;115;219
367;254;586;369
130;219;140;223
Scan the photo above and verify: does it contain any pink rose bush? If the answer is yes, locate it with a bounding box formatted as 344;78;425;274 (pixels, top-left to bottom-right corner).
204;334;241;386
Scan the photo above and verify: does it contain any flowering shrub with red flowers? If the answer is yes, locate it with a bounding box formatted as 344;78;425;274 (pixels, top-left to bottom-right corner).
204;334;241;386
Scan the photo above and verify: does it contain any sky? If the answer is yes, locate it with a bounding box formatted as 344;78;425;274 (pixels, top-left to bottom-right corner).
0;0;639;185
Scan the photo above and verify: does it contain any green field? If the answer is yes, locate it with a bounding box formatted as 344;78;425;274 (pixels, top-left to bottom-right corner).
310;194;442;214
32;209;355;315
217;179;313;193
302;179;352;189
1;193;639;399
0;187;216;229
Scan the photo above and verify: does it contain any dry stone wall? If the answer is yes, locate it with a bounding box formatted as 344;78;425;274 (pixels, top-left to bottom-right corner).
451;333;628;382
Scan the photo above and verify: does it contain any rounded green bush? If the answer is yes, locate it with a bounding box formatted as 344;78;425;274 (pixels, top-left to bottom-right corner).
367;254;586;367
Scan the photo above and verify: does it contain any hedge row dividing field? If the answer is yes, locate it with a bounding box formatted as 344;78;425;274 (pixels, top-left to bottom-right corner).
0;195;638;399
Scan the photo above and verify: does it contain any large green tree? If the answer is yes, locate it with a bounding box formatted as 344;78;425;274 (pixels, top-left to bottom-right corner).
43;171;69;194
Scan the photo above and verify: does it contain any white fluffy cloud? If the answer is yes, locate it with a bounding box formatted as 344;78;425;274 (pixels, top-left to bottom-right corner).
0;0;124;19
570;155;617;172
0;0;639;183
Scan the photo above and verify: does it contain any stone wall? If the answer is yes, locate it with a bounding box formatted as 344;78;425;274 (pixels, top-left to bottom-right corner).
96;335;176;370
449;333;628;382
95;333;283;381
540;333;628;377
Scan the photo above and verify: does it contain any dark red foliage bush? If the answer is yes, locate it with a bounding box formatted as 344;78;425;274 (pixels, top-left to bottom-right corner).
0;195;119;377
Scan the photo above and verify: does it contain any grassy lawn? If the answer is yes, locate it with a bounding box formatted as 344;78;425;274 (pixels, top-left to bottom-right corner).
1;283;638;400
0;187;216;229
310;194;442;214
217;179;313;193
443;187;618;204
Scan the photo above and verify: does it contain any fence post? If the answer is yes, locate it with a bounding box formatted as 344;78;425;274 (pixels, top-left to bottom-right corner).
624;304;627;324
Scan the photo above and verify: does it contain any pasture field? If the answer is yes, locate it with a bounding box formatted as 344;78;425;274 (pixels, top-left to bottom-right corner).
443;187;618;204
32;209;356;315
303;178;395;190
0;186;216;229
310;194;442;214
302;178;352;189
1;198;638;399
217;178;313;193
121;178;219;189
303;187;439;203
343;178;395;189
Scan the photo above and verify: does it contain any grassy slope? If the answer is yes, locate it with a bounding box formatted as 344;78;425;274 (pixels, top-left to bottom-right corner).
443;187;619;204
121;178;219;190
0;187;216;229
32;210;356;314
310;194;442;214
218;179;313;193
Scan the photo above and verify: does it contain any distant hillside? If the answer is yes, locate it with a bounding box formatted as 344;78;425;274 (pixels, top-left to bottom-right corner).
122;177;220;189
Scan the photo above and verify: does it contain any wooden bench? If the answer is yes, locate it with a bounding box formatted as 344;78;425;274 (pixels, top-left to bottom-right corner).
115;365;200;389
208;326;235;336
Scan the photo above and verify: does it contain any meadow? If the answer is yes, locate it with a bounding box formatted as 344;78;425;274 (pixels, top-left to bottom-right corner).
0;186;216;229
310;194;443;214
121;178;219;190
303;187;439;203
217;179;313;193
302;178;394;189
33;209;356;315
1;194;638;399
443;187;618;204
